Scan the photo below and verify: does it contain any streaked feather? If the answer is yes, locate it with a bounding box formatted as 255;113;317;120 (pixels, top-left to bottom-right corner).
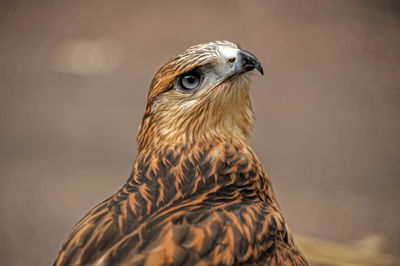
54;41;308;265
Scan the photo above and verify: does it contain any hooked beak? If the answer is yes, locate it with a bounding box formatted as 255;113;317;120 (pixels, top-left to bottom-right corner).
236;49;264;75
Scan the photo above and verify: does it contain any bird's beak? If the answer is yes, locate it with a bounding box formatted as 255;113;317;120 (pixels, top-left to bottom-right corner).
236;49;264;75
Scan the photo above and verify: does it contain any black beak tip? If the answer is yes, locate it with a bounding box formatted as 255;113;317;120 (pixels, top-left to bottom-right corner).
257;65;264;75
239;49;264;76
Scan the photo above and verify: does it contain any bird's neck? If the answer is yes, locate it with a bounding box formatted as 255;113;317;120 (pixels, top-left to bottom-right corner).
137;77;254;151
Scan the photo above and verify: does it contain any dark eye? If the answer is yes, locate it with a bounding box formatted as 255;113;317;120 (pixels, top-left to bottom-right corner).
179;71;201;91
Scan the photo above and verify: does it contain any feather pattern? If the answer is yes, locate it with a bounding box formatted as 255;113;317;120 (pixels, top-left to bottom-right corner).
54;41;308;265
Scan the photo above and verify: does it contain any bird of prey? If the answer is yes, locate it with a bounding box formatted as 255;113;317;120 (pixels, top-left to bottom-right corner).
54;40;308;266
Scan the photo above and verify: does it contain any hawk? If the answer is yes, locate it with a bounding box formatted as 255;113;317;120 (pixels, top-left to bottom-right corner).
54;41;308;265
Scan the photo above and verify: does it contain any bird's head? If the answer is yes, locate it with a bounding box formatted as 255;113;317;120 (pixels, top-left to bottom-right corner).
138;40;263;151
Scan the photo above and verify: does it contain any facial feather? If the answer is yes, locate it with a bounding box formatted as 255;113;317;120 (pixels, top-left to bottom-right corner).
137;41;255;151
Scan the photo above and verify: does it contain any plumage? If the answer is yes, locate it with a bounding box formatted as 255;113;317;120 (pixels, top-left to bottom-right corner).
54;40;308;265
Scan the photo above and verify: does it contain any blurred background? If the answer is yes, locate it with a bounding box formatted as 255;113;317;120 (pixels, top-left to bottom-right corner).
0;1;399;265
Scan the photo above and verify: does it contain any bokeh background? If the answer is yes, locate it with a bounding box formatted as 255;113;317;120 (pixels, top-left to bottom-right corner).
1;1;399;265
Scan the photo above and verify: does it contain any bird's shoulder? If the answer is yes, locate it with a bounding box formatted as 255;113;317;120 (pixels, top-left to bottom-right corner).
54;142;307;265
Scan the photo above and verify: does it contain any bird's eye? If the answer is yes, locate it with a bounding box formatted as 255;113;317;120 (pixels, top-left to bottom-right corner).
179;71;201;91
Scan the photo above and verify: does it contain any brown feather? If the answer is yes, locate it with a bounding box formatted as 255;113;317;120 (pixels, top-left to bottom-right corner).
54;41;308;265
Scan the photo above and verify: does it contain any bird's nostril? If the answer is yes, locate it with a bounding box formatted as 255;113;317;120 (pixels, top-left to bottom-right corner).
228;57;236;63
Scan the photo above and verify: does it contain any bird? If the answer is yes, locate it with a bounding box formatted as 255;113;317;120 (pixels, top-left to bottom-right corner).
53;40;308;266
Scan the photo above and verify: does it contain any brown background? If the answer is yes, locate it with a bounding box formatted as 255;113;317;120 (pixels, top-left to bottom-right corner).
0;1;399;265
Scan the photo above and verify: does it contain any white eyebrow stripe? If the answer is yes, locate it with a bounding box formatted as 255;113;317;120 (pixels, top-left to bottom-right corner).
218;46;239;61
